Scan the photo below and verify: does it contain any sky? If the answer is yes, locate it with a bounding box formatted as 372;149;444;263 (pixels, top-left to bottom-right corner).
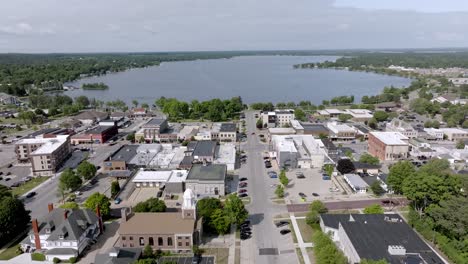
1;0;468;53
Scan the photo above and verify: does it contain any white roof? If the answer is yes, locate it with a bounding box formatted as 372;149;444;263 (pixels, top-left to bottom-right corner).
370;132;408;145
344;174;369;189
325;109;344;114
214;144;236;165
290;120;303;130
344;109;373;118
178;126;199;137
272;135;325;156
167;170;189;183
268;127;296;134
439;128;468;134
326;122;355;134
16;135;69;155
133;169;172;183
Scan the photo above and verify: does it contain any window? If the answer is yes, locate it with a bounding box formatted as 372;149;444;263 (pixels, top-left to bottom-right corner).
186;236;190;239
186;242;190;246
158;237;163;246
178;242;182;247
122;236;126;240
149;237;154;246
139;237;144;246
129;243;134;247
122;243;126;247
167;237;173;246
129;236;133;240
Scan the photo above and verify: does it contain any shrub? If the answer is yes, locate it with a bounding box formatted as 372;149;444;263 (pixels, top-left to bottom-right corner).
31;253;46;261
53;257;61;263
69;257;77;263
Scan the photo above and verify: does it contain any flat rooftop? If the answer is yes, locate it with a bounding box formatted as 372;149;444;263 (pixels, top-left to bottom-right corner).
186;164;227;181
370;132;409;145
144;118;166;126
327;122;355;134
16;135;69;155
86;125;115;135
214;144;236;166
119;213;195;235
220;123;236;132
344;174;369;189
109;145;139;162
133;169;172;183
167;170;189;183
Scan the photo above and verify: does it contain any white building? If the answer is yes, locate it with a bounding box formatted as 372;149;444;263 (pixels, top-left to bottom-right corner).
439;128;468;141
344;109;373;122
261;110;295;128
178;126;199;141
385;119;418;139
343;174;369;193
423;128;444;140
214;144;236;171
271;135;325;169
132;169;188;189
326;122;356;140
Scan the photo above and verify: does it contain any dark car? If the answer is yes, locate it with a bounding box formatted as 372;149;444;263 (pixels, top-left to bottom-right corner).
90;179;98;185
238;193;248;198
242;219;251;226
299;192;306;198
296;174;305;179
265;163;272;168
263;156;270;160
240;234;251;240
239;177;248;181
26;192;36;198
275;221;289;228
238;189;248;193
239;182;248;188
7;163;13;168
241;227;252;232
280;229;291;235
5;177;11;181
191;254;202;264
312;193;319;197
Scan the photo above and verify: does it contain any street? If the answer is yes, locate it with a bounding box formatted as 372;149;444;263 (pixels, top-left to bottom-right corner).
240;111;298;264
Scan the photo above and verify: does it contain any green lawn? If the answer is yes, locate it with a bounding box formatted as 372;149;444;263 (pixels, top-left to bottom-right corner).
203;248;229;264
296;219;314;243
12;176;50;196
0;233;27;260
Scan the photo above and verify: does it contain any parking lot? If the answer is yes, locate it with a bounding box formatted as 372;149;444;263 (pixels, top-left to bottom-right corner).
0;165;32;187
0;144;16;168
75;174;115;203
159;256;215;264
285;168;341;203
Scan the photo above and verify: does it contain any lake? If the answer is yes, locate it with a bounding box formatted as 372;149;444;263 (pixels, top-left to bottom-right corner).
64;55;411;104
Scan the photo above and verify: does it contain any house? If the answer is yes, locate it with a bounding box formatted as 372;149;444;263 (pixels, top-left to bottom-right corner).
343;174;369;193
185;164;227;197
219;123;237;142
385;119;418;139
345;109;373;122
117;189;202;252
261;110;295;128
21;204;102;261
423;128;444;140
326;122;356;141
102;145;139;172
94;248;141;264
319;214;445;264
71;125;118;145
271;135;326;169
73;111;109;126
368;132;409;161
15;135;71;176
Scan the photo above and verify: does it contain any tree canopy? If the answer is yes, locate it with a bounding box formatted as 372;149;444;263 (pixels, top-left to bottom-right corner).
387;161;416;194
76;161;97;181
337;159;355;174
59;168;83;192
359;153;380;165
224;194;249;226
134;198;167;213
84;193;111;218
0;188;30;247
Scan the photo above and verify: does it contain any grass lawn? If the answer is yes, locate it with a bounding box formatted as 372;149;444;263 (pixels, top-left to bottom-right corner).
296;218;314;243
0;233;27;260
328;209;360;214
12;176;50;196
203;248;229;264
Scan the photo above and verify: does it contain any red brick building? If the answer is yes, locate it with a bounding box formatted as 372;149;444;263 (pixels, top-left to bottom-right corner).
71;125;118;145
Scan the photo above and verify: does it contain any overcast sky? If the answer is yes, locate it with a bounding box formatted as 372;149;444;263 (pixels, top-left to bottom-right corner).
1;0;468;53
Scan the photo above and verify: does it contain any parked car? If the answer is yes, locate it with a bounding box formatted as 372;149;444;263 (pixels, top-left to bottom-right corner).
74;191;82;196
280;229;291;235
268;172;278;178
296;174;305;179
312;193;319;197
265;163;272;168
26;192;36;198
240;234;251;240
275;221;289;228
239;182;248;188
6;172;11;176
238;189;248;193
7;163;13;168
191;254;202;264
239;177;248;181
238;193;248;198
114;198;122;204
241;226;252;232
298;192;306;198
5;177;11;181
24;176;32;182
90;179;98;185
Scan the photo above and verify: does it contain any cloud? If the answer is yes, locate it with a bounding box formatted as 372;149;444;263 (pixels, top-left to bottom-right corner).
0;22;56;36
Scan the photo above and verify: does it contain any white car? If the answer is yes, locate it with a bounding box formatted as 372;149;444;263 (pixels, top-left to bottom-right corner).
74;191;82;196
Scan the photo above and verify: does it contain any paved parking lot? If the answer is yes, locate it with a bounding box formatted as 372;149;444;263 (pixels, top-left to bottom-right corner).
159;256;215;264
75;174;114;203
0;165;32;187
285;168;341;203
0;144;16;167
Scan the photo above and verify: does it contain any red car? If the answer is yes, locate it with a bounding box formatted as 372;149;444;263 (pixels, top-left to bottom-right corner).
239;182;248;188
239;189;248;193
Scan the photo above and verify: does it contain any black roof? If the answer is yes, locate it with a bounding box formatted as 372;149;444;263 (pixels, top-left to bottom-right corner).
220;123;237;132
321;138;337;151
26;128;63;138
187;141;198;151
354;124;370;134
353;162;381;169
320;214;444;264
187;164;226;181
193;141;217;157
86;125;115;135
301;123;329;132
94;248;141;264
145;118;166;126
108;145;138;162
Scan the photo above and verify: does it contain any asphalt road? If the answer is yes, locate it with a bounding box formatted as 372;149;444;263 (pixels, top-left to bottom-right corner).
287;197;409;212
240;111;297;264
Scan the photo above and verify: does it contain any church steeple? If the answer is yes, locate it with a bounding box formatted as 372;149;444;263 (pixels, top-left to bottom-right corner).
182;188;196;219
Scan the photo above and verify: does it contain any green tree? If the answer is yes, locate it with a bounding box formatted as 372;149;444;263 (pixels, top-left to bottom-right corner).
59;168;82;191
312;231;347;264
279;170;289;186
210;208;231;235
368;117;378;129
111;181;120;198
360;259;388;264
133;197;167;213
456;140;465;149
306;210;319;225
427;195;468;240
309;200;328;213
294;108;306;121
256;118;263;129
84;193;111;218
359;153;380;165
323;164;334;177
76;161;97;181
275;185;284;198
370;181;385;196
132;100;139;108
59;202;79;210
141;103;149;109
387;161;415;194
143;244;154;258
224;194;249;226
75;96;90;107
338;113;352;122
337;158;355;174
126;133;135;142
363;204;384;214
373;111;389;122
0;195;31;246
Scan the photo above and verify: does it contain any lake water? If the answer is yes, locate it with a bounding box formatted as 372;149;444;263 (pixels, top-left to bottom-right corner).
64;55;411;105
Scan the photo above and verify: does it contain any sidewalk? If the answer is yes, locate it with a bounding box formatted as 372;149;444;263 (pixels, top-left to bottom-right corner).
290;214;313;264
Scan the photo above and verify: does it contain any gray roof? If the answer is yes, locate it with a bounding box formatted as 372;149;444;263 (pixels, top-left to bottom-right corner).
320;214;443;264
353;162;381;169
220;123;237;132
193;141;217;157
187;164;226;181
301;123;329;132
45;248;77;256
109;145;139;162
86;125;115;134
37;208;99;242
187;141;198;151
74;111;108;120
354;124;370;134
94;248;141;264
344;174;369;189
145;118;166;126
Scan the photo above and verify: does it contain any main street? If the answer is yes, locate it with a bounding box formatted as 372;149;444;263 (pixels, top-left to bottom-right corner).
240;111;298;264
